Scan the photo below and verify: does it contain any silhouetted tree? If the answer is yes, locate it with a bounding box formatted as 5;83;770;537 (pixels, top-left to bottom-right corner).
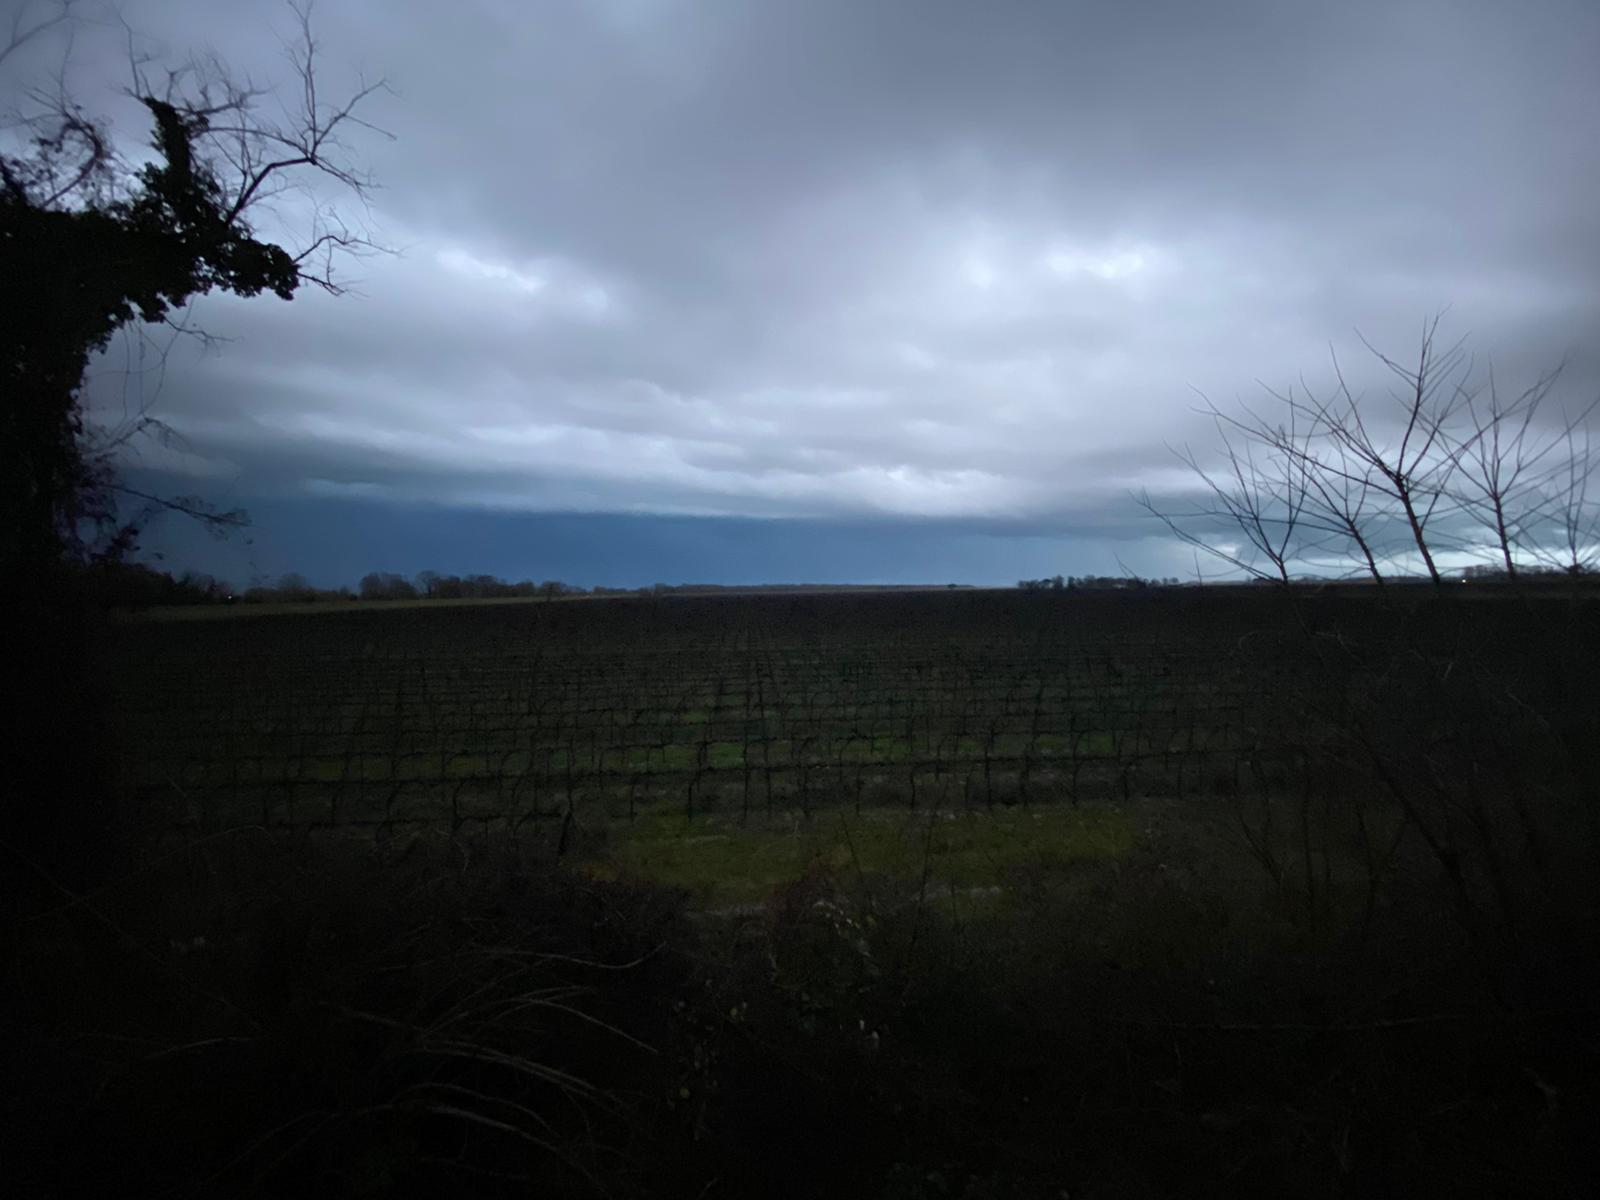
1136;400;1313;586
1141;317;1595;585
1;1;385;891
1;0;388;585
360;571;417;600
1445;362;1596;581
276;572;314;602
1525;422;1600;576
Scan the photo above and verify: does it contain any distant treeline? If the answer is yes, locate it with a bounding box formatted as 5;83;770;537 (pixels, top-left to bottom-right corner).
79;563;589;609
1018;574;1183;590
84;564;978;609
625;582;973;595
78;561;1593;610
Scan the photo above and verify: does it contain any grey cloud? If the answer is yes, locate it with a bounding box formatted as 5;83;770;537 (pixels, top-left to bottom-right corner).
49;0;1599;539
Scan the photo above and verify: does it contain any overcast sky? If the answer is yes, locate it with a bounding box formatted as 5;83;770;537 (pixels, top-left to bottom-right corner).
34;0;1600;585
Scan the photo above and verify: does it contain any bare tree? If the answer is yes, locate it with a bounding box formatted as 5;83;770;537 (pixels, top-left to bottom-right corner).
1205;387;1391;587
1525;422;1600;576
1308;316;1475;587
1140;317;1588;589
1136;401;1313;586
1441;360;1591;581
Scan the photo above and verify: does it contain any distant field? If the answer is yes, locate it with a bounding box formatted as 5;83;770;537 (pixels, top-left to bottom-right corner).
119;593;569;621
111;590;1290;831
64;585;1599;1200
106;586;1594;899
117;583;988;622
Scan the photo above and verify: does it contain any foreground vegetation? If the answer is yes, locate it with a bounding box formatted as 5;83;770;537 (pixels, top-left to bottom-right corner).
9;807;1594;1198
6;587;1598;1196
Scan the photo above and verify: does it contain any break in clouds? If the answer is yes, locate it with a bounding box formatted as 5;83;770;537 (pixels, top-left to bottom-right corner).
64;0;1600;569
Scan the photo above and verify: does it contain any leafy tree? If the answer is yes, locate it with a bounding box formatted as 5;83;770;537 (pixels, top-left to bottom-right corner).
2;2;385;890
1;1;388;586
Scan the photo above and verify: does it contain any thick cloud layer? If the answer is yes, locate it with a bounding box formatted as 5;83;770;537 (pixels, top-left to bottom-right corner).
34;0;1600;576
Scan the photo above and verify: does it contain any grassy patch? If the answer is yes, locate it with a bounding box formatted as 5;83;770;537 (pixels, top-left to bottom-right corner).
705;742;747;769
577;802;1137;908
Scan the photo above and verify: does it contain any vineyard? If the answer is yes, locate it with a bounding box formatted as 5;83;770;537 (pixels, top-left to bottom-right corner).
107;586;1546;843
39;585;1595;1199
